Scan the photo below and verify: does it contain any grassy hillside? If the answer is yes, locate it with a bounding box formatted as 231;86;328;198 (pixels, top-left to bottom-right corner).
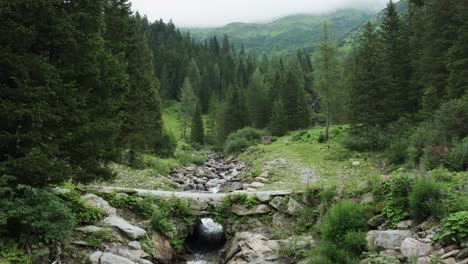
186;9;374;54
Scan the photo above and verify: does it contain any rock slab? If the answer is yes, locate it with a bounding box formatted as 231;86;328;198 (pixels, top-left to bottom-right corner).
103;216;146;240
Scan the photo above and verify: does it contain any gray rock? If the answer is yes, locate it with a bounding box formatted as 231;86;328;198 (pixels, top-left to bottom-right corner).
137;259;153;264
102;216;146;240
109;246;144;261
441;250;459;260
251;182;265;188
361;192;375;204
219;182;243;192
76;225;109;233
375;230;412;250
89;251;103;264
128;241;142;250
81;193;117;216
457;248;468;260
255;177;269;183
100;252;135;264
256;192;271;203
272;213;293;231
231;204;271;216
396;220;414;230
440;258;456;264
367;215;385;228
269;196;284;209
366;230;382;251
400;238;432;258
287;198;304;216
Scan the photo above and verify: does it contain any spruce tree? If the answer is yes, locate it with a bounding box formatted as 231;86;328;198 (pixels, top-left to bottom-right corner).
180;77;197;139
246;69;270;128
447;20;468;99
217;85;245;144
191;103;205;144
380;0;413;120
349;22;385;128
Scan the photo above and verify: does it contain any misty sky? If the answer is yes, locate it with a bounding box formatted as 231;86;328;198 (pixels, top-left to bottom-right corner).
130;0;389;27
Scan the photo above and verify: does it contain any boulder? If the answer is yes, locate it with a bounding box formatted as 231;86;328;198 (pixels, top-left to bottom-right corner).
109;246;144;261
89;251;103;264
250;182;265;188
255;177;269;183
151;234;176;264
441;250;459;260
396;220;414;230
375;230;412;250
103;216;146;240
81;193;117;216
360;192;375;204
367;215;385;228
231;204;271;216
272;213;293;231
221;232;280;264
137;259;154;264
100;252;135;264
287;198;304;215
128;241;141;250
269;196;284;209
256;192;271;203
457;248;468;260
219;182;243;192
400;238;432;258
440;258;456;264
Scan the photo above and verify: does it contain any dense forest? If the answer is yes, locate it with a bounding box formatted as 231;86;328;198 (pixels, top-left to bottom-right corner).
0;0;467;263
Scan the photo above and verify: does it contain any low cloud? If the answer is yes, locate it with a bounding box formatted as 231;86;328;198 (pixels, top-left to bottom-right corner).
130;0;390;27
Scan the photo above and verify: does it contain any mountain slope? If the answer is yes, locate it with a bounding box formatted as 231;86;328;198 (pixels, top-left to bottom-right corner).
186;9;374;54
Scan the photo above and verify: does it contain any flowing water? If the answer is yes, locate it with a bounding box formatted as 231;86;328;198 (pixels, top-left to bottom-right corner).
183;218;225;264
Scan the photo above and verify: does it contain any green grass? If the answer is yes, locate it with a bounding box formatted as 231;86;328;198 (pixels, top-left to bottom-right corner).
163;100;183;140
239;126;381;193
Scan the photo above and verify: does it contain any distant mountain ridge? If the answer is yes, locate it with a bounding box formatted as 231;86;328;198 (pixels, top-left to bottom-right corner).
185;9;375;54
186;1;408;54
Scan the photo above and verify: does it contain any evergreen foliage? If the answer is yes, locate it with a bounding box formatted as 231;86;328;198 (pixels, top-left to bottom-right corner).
190;103;205;144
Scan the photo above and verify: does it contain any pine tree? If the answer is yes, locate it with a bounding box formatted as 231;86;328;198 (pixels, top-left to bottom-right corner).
380;0;413;120
180;77;197;139
446;20;468;99
217;85;246;144
191;103;205;144
246;69;270;128
186;58;201;98
314;21;338;142
270;99;288;136
349;22;385;128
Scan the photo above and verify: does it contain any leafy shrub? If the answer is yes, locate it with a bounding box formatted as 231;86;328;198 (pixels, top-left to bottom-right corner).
295;207;319;233
101;193;155;218
434;211;468;245
343;231;366;255
409;176;445;221
150;209;175;238
143;155;179;176
445;137;468;171
310;240;357;264
380;174;413;227
0;186;75;244
58;186;104;225
0;242;30;264
341;127;389;152
224;127;268;154
175;151;206;166
321;201;366;245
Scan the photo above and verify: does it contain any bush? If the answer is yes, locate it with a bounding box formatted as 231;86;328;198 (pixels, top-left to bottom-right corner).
0;186;75;244
343;231;366;255
150;209;175;238
434;211;468;245
409;177;445;221
445;137;468;171
310;240;357;264
175;151;206;166
341;127;390;152
321;201;366;245
58;186;104;225
0;242;30;264
224;127;268;154
380;174;413;227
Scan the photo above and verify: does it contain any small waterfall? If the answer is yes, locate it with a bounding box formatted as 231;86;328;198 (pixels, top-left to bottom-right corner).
184;218;225;263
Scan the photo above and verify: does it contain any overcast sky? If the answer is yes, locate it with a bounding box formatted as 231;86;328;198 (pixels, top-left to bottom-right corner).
130;0;389;27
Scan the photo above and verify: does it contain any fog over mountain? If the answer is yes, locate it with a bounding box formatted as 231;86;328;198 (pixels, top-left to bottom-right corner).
130;0;389;27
